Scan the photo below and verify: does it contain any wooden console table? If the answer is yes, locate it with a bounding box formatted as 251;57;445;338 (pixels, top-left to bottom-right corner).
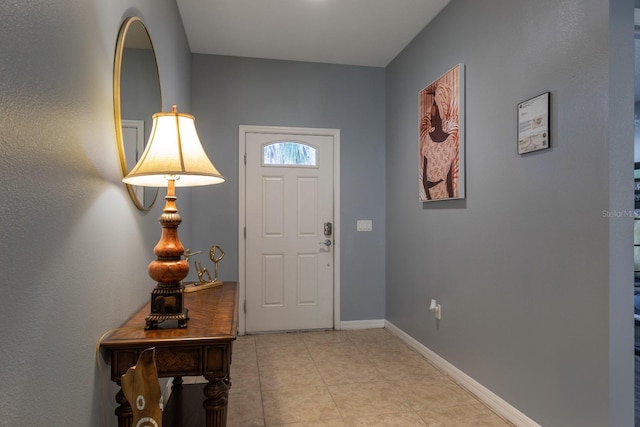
100;282;238;427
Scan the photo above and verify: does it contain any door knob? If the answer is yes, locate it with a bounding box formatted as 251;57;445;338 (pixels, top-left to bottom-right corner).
319;239;332;247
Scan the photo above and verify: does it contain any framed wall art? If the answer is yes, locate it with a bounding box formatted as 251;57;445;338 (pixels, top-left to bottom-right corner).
517;92;550;155
418;63;465;202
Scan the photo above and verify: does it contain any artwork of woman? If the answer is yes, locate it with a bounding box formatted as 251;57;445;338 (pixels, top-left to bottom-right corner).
418;64;463;201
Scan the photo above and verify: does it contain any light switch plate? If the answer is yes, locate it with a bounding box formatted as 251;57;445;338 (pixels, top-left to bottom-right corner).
357;220;373;232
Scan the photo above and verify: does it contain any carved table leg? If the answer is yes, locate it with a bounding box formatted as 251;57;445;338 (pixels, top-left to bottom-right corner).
203;374;230;426
173;375;183;391
114;386;133;427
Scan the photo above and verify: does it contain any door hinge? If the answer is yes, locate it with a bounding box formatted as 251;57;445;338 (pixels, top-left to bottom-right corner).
244;153;247;165
243;300;246;314
244;226;246;239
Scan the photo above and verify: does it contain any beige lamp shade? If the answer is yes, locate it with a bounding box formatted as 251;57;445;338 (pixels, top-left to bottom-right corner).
123;105;225;187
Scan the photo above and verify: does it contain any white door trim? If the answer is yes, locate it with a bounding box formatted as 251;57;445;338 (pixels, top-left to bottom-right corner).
238;125;341;335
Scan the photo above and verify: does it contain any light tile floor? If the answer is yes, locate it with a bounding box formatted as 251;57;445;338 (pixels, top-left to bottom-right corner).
224;328;514;427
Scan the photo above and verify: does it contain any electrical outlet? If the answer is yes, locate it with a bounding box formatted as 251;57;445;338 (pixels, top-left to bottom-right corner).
429;298;441;320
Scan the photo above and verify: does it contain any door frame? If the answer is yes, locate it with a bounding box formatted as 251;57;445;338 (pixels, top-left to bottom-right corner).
238;125;341;335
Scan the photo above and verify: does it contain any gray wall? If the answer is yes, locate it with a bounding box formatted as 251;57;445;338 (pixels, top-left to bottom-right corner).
385;0;634;426
190;54;386;321
0;0;191;425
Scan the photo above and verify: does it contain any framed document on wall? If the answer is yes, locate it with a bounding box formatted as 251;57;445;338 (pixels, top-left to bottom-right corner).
518;92;550;155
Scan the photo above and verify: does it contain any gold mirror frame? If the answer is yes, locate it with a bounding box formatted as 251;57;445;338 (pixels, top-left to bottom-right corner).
114;17;160;210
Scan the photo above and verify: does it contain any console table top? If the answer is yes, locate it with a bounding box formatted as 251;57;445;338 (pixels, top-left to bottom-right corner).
100;281;238;349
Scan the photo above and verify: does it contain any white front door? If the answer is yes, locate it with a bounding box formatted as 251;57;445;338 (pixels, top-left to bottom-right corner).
242;128;338;333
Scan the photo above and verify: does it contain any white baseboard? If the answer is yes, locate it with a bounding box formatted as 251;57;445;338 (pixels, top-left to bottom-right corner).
340;319;385;330
384;320;541;427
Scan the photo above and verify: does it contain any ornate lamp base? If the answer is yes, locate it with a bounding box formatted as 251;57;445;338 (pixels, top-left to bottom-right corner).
145;286;189;329
144;179;190;330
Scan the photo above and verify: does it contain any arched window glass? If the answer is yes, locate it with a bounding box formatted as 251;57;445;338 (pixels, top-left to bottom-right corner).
263;142;317;166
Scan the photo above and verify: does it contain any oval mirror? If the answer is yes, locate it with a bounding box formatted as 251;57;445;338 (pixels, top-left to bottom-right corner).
114;17;160;210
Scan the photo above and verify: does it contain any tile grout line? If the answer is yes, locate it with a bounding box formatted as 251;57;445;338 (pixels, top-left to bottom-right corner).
253;336;268;426
304;335;348;425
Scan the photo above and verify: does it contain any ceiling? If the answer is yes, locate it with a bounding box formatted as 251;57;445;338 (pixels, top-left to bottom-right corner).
176;0;451;67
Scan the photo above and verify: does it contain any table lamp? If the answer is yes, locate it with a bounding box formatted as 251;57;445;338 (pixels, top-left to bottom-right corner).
123;105;224;329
